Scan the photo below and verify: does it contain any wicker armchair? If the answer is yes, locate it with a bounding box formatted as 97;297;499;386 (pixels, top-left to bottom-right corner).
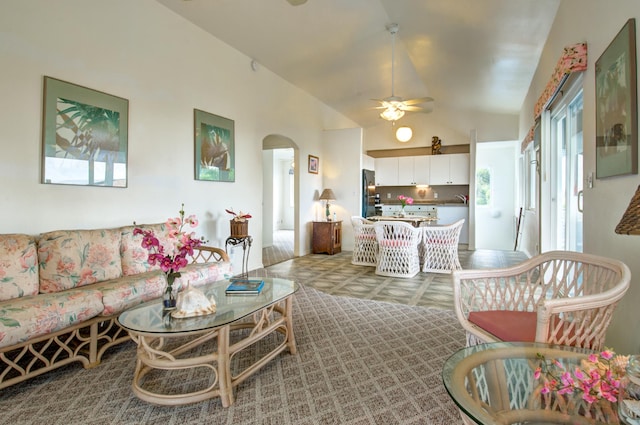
374;221;422;278
453;250;631;350
351;216;378;266
421;219;465;273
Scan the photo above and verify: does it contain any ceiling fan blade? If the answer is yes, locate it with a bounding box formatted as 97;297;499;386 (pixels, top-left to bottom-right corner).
401;105;432;112
402;97;434;106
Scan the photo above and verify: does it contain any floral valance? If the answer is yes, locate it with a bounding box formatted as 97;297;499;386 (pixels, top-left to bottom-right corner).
522;42;588;151
534;42;588;119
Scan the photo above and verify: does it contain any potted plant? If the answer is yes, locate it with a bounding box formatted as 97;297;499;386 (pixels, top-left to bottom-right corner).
226;208;252;237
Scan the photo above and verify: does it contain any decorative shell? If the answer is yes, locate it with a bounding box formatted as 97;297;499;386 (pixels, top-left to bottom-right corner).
171;283;217;318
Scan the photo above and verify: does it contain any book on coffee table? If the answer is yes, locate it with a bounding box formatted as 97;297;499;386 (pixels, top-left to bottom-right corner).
225;279;265;295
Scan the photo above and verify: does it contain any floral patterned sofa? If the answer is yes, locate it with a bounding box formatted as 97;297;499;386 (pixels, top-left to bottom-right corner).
0;223;231;389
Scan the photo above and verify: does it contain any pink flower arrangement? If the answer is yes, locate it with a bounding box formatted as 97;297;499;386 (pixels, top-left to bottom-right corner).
534;349;629;404
134;204;204;288
225;208;252;222
397;195;414;208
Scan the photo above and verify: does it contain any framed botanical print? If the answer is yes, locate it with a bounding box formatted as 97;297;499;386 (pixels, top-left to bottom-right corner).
194;109;235;182
595;18;638;178
308;155;319;174
41;76;128;187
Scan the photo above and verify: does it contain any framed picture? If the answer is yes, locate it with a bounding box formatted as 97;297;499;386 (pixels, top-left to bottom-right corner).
41;76;128;187
595;18;638;179
308;155;319;174
194;109;235;182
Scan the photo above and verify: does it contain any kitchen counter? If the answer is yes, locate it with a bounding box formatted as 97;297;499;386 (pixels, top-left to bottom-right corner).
381;200;468;206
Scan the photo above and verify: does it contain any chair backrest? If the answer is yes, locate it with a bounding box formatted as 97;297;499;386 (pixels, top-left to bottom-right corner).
453;250;631;350
351;216;374;227
374;221;421;247
423;219;465;245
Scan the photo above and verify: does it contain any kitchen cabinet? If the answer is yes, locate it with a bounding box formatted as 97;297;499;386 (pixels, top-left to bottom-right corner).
374;157;398;186
398;156;430;185
437;206;469;244
377;156;430;186
430;153;470;185
312;221;342;255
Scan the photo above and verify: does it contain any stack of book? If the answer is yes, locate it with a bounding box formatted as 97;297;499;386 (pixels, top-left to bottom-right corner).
225;278;265;295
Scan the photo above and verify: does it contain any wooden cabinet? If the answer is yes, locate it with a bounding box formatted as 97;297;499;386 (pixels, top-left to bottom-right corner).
374;157;398;186
312;221;342;255
430;153;470;185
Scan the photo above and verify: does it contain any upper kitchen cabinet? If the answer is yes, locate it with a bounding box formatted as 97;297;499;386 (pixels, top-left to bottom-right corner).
398;156;430;185
374;157;398;186
430;153;470;185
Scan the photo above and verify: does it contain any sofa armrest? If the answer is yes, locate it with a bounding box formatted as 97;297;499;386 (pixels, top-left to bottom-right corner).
191;246;230;263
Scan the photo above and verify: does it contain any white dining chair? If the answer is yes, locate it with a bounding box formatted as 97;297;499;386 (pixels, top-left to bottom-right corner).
421;219;464;273
350;216;378;266
374;221;422;278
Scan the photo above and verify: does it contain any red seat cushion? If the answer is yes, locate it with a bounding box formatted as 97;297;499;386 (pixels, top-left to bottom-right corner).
468;310;537;342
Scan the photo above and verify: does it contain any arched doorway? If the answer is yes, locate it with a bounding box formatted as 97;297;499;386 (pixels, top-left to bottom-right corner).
262;135;299;266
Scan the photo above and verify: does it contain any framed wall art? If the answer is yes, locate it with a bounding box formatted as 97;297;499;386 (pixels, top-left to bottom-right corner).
595;18;638;179
194;109;235;182
41;76;128;187
308;155;319;174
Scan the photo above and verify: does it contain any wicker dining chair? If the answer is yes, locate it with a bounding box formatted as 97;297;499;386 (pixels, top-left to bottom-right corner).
350;216;378;266
453;250;631;350
374;221;422;278
421;219;465;273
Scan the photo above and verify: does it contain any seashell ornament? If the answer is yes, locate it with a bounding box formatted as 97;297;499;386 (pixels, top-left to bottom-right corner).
171;282;217;318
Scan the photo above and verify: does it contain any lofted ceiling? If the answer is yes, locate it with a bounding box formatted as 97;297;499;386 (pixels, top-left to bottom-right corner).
157;0;560;128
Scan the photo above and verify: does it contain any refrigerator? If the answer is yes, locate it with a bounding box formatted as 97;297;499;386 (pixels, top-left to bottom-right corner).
362;169;378;217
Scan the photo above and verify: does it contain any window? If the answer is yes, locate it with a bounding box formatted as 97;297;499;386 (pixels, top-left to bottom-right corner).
476;167;491;206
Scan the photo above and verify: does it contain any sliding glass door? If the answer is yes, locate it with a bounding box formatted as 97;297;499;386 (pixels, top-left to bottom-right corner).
551;89;583;252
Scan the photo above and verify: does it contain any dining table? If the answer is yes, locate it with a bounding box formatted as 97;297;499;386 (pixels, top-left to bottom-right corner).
365;215;437;227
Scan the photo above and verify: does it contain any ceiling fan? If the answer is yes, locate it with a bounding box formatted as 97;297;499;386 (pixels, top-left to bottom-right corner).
373;23;434;121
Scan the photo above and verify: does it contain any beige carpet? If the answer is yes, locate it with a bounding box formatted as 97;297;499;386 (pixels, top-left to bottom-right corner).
0;285;465;425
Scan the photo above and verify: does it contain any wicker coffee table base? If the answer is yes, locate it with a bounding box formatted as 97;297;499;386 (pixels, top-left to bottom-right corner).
128;297;296;407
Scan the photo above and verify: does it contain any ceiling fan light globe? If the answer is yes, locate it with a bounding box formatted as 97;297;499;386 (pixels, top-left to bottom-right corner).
380;108;404;121
396;126;412;142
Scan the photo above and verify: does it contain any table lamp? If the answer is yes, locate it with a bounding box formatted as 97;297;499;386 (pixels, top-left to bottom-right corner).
319;188;336;221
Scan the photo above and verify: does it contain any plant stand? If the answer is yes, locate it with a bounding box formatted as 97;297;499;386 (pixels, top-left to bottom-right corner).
225;235;253;277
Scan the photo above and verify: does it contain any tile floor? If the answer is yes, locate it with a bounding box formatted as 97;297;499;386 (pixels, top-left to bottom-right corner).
255;249;528;310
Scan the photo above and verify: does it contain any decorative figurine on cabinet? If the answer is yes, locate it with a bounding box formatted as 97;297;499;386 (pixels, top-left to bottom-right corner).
431;136;442;155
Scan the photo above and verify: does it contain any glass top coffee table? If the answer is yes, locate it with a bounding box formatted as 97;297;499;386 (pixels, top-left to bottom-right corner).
442;342;621;424
118;277;298;407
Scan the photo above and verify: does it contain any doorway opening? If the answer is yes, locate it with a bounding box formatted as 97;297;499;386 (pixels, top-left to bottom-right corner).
262;135;299;266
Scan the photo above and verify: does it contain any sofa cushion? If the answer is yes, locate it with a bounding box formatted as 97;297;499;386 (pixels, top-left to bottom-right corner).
0;234;39;301
179;261;232;289
38;228;123;293
120;223;173;276
0;289;104;349
468;310;537;342
93;270;167;316
95;261;232;316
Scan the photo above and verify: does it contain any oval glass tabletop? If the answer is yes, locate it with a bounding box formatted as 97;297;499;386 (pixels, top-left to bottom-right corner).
442;342;620;425
117;277;298;335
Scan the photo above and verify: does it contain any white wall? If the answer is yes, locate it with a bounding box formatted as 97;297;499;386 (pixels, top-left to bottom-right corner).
519;0;640;354
0;0;358;274
322;128;364;251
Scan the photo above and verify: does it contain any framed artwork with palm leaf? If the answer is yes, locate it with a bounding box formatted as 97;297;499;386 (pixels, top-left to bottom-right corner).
194;109;235;182
41;76;129;187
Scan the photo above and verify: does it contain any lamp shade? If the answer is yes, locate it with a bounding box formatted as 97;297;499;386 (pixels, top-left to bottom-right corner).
319;188;336;201
616;185;640;235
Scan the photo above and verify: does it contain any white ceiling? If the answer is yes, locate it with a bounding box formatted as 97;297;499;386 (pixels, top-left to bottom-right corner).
157;0;560;128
